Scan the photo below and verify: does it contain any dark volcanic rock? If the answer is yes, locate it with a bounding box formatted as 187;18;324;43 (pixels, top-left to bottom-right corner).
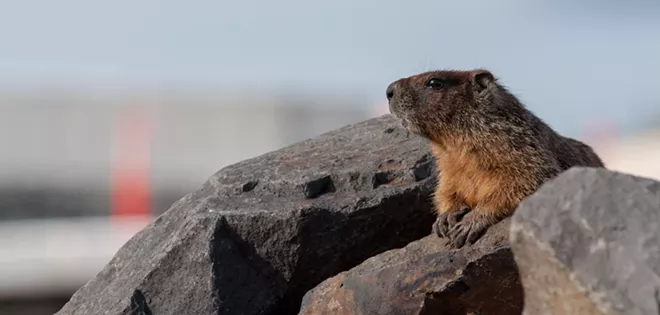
56;114;437;315
511;167;660;315
298;218;523;315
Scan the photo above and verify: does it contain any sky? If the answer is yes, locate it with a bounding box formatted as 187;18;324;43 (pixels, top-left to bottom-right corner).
0;0;659;136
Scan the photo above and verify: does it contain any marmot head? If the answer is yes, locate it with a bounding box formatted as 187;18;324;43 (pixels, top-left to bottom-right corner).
386;69;498;141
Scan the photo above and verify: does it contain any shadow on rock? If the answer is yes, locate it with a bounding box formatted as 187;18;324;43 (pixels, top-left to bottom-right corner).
299;218;523;315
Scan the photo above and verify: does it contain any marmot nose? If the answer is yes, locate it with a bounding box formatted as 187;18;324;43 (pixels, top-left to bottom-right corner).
386;81;398;101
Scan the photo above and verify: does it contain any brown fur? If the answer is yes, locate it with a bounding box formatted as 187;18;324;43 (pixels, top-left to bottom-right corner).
386;69;605;248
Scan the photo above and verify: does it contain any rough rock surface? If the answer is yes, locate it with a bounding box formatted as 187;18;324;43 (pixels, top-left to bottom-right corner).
56;114;437;315
298;218;523;315
511;167;660;315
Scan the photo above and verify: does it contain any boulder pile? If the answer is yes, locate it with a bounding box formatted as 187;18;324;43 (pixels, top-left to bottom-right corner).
57;115;660;315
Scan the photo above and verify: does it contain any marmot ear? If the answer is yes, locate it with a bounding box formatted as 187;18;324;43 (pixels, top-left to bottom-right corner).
472;70;494;91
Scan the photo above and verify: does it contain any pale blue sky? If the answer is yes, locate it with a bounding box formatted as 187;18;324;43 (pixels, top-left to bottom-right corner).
0;0;659;136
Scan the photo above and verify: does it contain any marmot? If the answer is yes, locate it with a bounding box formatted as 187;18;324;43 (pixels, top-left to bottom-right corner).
386;69;605;248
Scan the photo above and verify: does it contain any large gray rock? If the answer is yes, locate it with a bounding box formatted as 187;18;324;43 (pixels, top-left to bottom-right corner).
56;114;437;315
298;218;523;315
511;167;660;315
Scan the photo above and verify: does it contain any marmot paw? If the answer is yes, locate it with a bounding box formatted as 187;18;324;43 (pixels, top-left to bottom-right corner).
447;211;491;249
432;207;470;238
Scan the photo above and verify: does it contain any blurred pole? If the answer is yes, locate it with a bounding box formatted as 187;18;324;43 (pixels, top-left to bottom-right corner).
110;105;153;221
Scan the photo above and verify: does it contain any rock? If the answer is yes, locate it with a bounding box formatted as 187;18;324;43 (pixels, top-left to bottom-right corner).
298;218;524;315
56;114;437;315
510;167;660;315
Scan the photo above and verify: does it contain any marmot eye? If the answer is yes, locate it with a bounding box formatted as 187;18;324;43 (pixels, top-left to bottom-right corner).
425;78;445;89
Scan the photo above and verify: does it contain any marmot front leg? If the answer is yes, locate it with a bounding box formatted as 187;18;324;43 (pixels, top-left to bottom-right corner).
431;187;468;238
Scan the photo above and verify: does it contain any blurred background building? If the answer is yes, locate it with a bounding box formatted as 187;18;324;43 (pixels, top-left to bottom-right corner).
1;0;659;314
